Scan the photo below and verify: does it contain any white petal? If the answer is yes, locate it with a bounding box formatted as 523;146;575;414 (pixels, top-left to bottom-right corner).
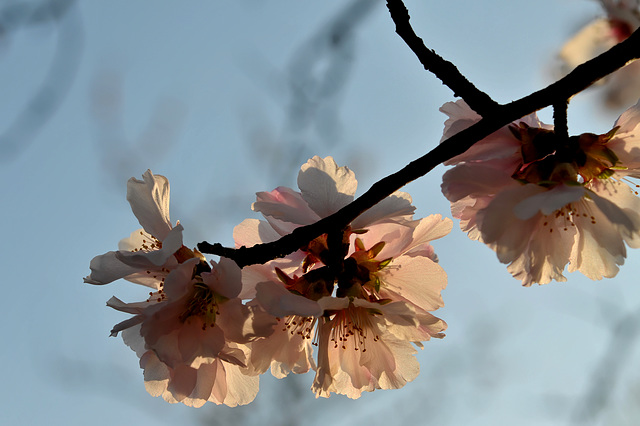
297;156;356;218
233;218;285;247
352;191;415;228
403;214;453;251
613;98;640;134
513;184;586;220
440;99;481;142
127;170;173;241
255;281;322;317
84;251;143;285
117;224;184;268
441;162;516;203
380;255;447;311
569;205;626;280
479;185;549;263
440;100;524;164
220;362;259;406
589;180;640;246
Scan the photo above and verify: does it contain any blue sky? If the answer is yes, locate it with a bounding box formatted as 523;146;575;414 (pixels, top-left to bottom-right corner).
3;1;640;425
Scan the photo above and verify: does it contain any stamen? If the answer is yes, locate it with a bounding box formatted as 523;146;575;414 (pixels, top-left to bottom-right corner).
283;315;316;340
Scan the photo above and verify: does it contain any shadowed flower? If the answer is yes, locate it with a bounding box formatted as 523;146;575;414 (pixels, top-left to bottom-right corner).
85;170;276;406
441;100;640;285
109;258;276;407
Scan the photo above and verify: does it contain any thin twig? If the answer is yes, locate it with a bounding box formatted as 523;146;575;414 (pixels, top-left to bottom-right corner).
385;0;499;115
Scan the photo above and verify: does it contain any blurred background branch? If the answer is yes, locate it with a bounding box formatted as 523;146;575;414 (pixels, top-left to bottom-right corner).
0;0;82;162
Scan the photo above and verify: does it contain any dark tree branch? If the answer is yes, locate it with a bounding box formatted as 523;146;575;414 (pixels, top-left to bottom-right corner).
553;99;569;141
385;0;499;115
199;8;640;268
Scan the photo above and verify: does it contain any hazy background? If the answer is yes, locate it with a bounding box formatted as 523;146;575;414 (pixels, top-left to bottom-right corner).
3;1;640;425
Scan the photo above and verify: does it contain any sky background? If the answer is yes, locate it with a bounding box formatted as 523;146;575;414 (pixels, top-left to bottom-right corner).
3;0;640;425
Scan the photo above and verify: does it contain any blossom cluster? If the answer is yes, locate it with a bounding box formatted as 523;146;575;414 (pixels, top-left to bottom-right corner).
440;99;640;285
85;158;451;406
83;0;640;412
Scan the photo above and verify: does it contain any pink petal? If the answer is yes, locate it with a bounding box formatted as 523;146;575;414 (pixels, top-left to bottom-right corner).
202;257;242;299
253;186;320;226
167;364;198;402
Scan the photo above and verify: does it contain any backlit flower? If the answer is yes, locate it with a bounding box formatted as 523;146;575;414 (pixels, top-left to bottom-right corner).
109;257;275;407
86;170;276;406
441;100;640;285
235;156;450;397
84;170;189;289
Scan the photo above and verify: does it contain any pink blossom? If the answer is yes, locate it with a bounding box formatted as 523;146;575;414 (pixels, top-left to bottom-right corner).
558;0;640;108
235;156;421;298
312;297;440;398
441;100;640;285
86;170;277;406
235;156;450;397
251;156;416;236
109;258;276;407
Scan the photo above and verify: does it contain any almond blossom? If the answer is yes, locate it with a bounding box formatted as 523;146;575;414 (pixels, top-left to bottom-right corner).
235;156;450;398
85;170;276;407
441;99;640;285
84;170;187;289
108;258;275;407
559;0;640;108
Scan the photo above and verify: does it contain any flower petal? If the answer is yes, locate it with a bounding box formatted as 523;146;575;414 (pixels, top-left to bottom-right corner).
379;255;447;311
253;186;320;226
127;170;173;241
297;156;356;218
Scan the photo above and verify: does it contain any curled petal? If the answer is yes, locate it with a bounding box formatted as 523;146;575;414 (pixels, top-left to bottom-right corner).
127;170;172;241
84;251;145;286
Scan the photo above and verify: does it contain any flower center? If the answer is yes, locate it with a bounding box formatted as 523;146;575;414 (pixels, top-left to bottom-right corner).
179;282;222;330
541;203;597;233
510;124;620;187
280;315;317;340
328;306;380;352
131;230;163;252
